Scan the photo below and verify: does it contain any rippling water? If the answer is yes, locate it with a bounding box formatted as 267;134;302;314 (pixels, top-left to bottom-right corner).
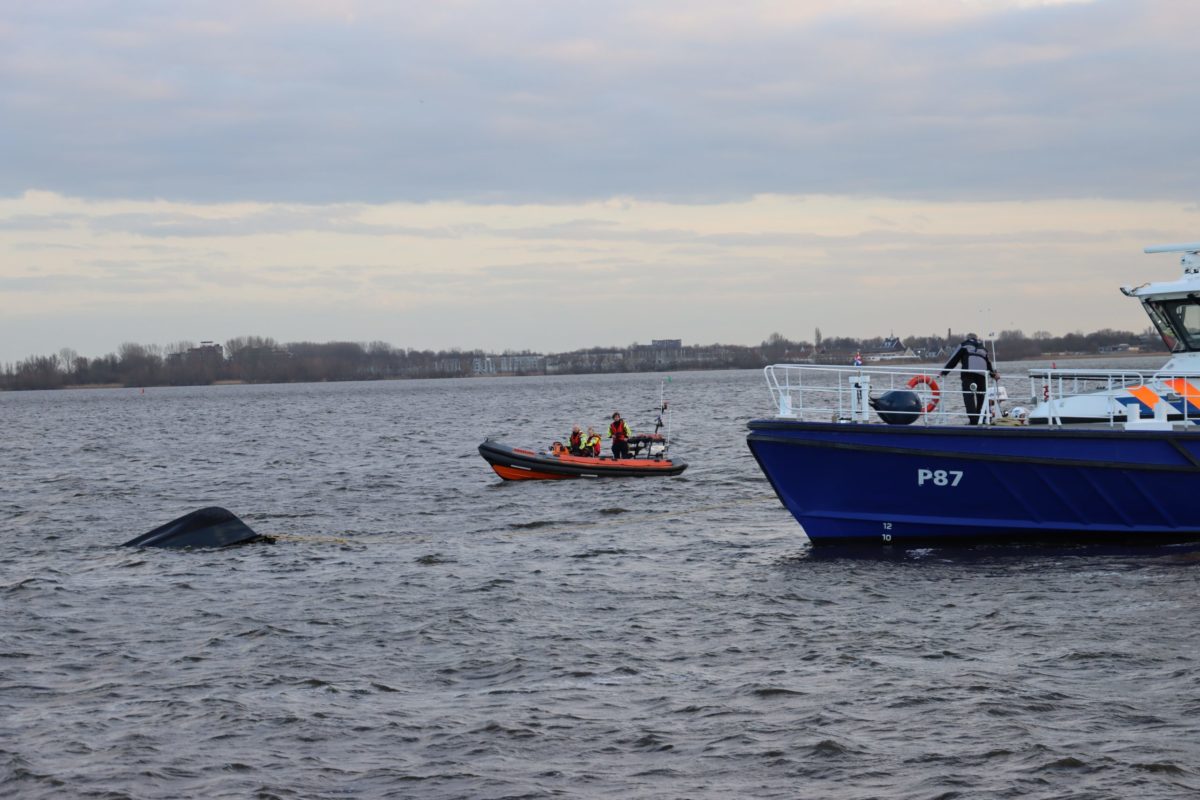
3;367;1199;798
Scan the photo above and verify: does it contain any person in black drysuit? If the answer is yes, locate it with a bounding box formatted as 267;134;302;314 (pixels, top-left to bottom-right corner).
939;333;999;425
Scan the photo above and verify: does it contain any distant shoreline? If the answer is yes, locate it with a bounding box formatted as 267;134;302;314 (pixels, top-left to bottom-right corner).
1006;350;1163;363
817;350;1162;367
1;329;1168;392
3;349;1170;393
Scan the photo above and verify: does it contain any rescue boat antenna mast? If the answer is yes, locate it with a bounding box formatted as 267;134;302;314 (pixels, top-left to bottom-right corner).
984;306;998;370
659;378;672;449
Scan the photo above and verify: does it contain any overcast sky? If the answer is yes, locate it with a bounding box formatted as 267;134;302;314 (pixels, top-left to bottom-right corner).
2;0;1198;363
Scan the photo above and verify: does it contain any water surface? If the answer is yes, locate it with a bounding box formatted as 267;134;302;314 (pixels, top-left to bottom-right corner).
3;367;1198;798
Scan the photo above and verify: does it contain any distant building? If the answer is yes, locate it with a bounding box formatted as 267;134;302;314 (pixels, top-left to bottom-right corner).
471;354;545;375
168;341;225;367
813;335;917;364
434;357;465;375
546;350;626;374
629;339;685;369
496;354;544;374
863;336;916;361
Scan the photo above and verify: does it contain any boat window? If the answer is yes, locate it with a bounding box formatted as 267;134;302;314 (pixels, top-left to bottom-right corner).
1146;298;1200;351
1143;301;1183;351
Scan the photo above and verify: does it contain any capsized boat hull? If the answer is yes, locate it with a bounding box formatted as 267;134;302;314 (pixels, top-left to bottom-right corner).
747;419;1200;546
479;439;687;480
122;507;272;548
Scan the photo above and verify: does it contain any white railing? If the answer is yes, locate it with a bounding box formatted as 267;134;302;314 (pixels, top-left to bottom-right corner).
1028;368;1200;427
765;363;1200;428
764;364;997;425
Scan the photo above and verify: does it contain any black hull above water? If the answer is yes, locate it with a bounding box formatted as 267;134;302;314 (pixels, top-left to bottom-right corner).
123;507;273;549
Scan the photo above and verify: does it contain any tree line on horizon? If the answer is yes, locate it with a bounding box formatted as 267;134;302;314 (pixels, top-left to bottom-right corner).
0;328;1164;391
762;327;1163;363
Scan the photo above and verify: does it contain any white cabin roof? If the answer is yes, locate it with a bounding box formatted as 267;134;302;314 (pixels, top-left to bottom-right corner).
1122;243;1200;299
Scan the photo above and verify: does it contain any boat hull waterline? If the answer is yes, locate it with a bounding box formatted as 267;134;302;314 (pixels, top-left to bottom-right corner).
480;440;687;480
748;419;1200;546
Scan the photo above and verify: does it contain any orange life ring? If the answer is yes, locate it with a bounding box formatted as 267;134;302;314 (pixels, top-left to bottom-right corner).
906;374;941;413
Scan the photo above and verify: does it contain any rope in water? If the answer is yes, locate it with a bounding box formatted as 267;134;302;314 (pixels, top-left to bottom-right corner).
505;494;781;537
264;494;781;545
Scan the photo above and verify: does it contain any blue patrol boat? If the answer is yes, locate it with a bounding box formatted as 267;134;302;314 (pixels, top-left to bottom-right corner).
747;242;1200;547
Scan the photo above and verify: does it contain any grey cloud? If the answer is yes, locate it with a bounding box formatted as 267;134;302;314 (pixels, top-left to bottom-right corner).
368;270;475;291
77;207;482;239
0;1;1196;205
0;257;378;297
0;213;84;231
0;273;88;291
11;241;86;252
0;265;181;294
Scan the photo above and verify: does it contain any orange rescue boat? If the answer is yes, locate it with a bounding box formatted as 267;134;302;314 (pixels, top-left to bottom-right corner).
479;437;687;480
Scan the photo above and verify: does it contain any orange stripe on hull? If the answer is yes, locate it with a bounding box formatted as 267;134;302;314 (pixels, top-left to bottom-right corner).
491;464;576;481
1128;385;1161;408
1165;378;1200;412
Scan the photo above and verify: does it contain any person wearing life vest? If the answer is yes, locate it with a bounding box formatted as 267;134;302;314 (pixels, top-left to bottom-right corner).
568;425;584;455
585;427;601;457
939;333;1000;426
608;412;631;459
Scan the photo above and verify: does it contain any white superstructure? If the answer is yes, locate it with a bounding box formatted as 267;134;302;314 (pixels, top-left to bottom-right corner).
1122;242;1200;371
1027;242;1200;424
762;244;1200;429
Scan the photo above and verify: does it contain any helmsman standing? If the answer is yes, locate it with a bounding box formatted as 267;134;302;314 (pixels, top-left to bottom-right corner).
939;333;999;426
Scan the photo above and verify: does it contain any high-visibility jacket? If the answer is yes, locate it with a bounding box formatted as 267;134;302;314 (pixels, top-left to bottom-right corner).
585;434;601;455
609;419;630;441
569;430;583;451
